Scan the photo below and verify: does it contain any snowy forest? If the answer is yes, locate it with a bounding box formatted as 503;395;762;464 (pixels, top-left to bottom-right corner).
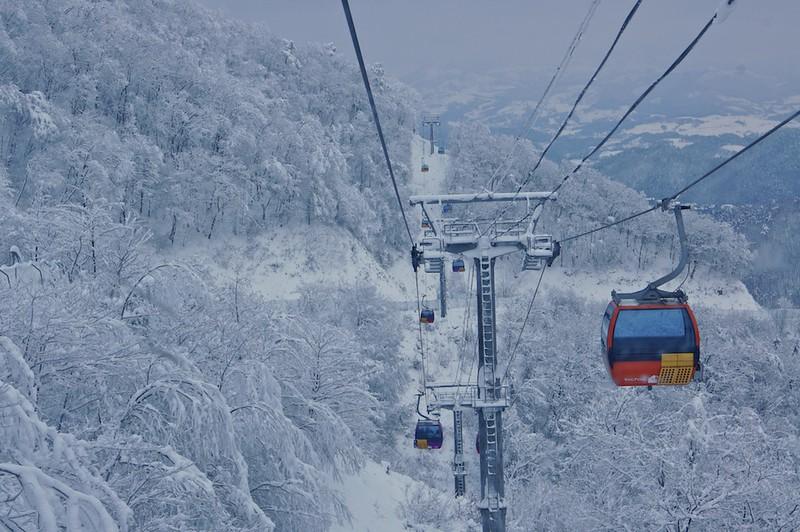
1;0;799;531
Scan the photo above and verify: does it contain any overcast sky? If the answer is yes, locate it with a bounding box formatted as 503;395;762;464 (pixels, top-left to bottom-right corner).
195;0;797;85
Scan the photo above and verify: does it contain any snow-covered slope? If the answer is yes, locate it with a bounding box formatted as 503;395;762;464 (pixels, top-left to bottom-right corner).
331;461;428;532
171;225;413;301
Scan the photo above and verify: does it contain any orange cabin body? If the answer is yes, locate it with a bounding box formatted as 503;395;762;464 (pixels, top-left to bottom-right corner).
602;302;700;387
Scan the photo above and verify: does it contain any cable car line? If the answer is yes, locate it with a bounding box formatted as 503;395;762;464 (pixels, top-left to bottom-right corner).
486;0;602;192
452;264;476;402
500;266;547;386
491;0;736;238
340;0;441;418
667;107;800;201
560;206;658;244
560;106;800;244
480;0;643;236
549;10;723;197
415;275;430;393
522;0;643;185
340;0;414;244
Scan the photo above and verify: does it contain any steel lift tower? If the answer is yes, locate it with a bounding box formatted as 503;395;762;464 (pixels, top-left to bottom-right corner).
422;115;440;155
410;192;558;532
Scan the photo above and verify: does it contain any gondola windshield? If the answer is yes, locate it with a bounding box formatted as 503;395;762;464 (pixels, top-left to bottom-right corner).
614;308;686;338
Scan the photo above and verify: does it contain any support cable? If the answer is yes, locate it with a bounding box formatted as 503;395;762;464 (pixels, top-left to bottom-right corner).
340;0;414;243
490;0;737;236
452;264;475;403
487;0;602;191
481;0;643;235
559;107;800;244
414;271;429;395
414;272;428;390
341;0;436;416
523;0;643;182
500;266;547;385
667;108;800;201
549;12;720;197
560;206;658;243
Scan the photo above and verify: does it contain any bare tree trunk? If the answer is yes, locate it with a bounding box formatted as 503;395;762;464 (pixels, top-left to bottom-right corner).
169;213;177;245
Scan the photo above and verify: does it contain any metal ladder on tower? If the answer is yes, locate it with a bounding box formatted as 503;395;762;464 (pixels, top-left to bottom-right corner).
453;409;466;496
479;256;496;399
478;255;502;514
484;410;500;512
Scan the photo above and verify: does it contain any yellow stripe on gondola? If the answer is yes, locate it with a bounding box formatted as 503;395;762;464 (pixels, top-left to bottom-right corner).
658;353;694;385
416;439;428;449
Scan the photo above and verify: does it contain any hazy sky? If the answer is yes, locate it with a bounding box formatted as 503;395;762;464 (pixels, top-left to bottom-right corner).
195;0;798;84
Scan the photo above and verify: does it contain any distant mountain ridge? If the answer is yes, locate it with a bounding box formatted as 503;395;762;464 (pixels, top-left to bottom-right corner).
411;66;800;205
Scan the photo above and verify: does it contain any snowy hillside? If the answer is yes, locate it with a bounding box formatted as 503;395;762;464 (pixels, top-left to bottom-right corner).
0;0;420;529
1;0;798;531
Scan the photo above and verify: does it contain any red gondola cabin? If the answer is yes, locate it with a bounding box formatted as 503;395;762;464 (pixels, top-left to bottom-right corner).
601;299;700;387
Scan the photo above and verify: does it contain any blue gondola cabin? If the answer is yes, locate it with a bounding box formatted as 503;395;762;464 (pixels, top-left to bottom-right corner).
452;258;465;272
420;309;435;324
414;420;443;449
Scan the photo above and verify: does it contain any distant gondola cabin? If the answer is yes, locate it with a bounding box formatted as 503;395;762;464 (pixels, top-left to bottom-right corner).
421;163;430;173
452;258;465;273
601;300;700;386
414;420;443;449
420;309;435;324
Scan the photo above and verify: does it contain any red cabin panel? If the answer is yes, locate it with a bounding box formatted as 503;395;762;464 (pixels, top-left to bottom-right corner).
603;301;699;387
611;360;662;386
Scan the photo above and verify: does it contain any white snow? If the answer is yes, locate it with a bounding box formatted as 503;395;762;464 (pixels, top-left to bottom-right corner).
0;336;36;402
668;138;693;149
720;143;745;152
410;134;448;197
331;460;430;532
626;115;780;138
169;225;413;302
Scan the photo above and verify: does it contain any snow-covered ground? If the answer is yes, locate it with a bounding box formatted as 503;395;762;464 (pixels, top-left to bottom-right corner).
331;460;422;532
625;114;790;138
410;134;448;196
169;224;414;301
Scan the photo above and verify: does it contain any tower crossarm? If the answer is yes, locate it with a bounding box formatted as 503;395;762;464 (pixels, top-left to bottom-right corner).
409;192;556;206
